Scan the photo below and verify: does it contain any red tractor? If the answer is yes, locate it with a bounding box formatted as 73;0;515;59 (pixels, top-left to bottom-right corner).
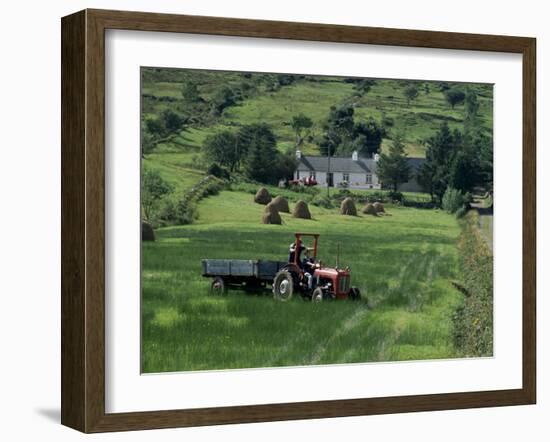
272;233;362;302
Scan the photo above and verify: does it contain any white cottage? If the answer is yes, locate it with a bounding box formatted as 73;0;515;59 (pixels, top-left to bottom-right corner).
293;150;425;192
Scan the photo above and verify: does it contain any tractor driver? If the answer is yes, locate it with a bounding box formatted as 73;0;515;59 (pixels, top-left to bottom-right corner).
302;250;317;291
289;241;315;291
288;241;307;266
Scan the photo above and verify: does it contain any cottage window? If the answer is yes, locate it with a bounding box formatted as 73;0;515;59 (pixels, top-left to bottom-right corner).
296;170;300;179
343;173;350;182
365;174;372;184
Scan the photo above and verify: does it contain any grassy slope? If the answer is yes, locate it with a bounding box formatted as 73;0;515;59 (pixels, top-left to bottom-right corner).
142;191;462;372
142;72;493;159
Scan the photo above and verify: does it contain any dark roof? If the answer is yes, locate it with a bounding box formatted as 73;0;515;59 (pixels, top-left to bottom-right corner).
297;156;373;173
297;155;425;174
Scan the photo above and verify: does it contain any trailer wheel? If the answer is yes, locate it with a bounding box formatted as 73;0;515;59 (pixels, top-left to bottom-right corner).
349;287;361;301
211;277;227;295
272;270;294;301
311;287;324;303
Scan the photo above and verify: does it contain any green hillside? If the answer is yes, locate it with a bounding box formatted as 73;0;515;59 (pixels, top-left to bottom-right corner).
142;68;493;159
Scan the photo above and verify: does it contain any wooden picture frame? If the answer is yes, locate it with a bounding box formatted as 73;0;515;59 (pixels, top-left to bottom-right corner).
61;8;536;433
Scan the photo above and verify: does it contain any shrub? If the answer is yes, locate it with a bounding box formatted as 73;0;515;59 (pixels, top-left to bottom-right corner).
175;199;197;225
207;163;230;180
310;194;334;209
453;211;493;356
388;190;403;202
442;187;467;214
159;199;178;225
200;180;223;198
365;190;390;203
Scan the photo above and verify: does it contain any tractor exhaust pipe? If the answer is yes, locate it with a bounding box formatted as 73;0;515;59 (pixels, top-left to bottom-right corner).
336;243;340;270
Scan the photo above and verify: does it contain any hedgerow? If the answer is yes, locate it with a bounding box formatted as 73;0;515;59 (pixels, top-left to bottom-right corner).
453;211;493;356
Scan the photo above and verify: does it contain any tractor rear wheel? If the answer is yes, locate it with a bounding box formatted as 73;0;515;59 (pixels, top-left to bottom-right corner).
311;287;324;303
272;270;294;301
349;287;361;301
211;277;227;295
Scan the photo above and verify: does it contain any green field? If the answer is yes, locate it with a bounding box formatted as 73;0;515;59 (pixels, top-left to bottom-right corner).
142;190;463;373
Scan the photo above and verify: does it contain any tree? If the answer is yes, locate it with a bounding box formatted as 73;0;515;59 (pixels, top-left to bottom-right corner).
462;88;493;194
418;122;462;205
276;74;295;86
141;168;173;221
145;118;165;137
141;131;157;158
181;81;201;102
444;87;466;109
353;79;376;95
241;124;280;184
161;109;184;133
417;161;437;202
318;127;340;157
449;150;479;193
210;87;237;116
353;118;385;157
403;85;419;105
464;88;480;131
290;114;313;147
376;133;411;192
202;130;244;172
326;104;355;142
318;104;355;156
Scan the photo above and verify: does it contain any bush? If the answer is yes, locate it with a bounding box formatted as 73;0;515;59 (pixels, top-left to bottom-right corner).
365;190;390;203
442;187;467;214
388;190;403;202
175;199;197;225
453;211;493;356
207;163;230;180
310;194;335;209
381;115;394;128
200;180;223;198
455;206;468;219
159;200;178;224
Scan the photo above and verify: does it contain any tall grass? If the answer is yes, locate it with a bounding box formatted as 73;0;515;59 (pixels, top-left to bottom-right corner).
142;190;462;372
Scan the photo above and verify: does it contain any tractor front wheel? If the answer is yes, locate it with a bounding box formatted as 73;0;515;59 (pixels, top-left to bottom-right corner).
349;287;361;301
272;270;294;301
211;277;227;295
311;287;324;303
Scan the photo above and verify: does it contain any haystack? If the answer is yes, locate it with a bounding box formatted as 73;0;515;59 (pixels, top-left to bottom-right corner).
264;202;277;213
373;202;385;213
362;203;377;215
142;221;155;241
254;187;272;205
340;197;357;216
261;204;282;225
271;195;290;213
292;200;311;219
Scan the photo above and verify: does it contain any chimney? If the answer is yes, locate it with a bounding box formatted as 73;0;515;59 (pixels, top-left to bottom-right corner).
296;150;302;159
352;151;358;161
374;153;380;162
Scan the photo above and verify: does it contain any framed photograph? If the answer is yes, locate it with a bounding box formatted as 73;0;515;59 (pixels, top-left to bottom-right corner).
61;9;536;433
